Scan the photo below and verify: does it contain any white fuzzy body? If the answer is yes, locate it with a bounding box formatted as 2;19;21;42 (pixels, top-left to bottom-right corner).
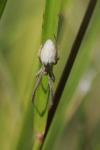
40;39;56;65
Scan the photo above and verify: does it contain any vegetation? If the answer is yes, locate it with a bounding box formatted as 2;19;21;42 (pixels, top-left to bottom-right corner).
0;0;99;150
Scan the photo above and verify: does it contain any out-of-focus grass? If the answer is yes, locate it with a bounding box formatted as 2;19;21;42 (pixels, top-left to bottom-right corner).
48;1;100;150
54;69;100;150
54;0;90;88
0;0;45;149
42;0;99;149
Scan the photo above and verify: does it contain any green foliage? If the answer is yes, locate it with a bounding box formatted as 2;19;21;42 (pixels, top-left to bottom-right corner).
42;0;100;148
0;0;99;150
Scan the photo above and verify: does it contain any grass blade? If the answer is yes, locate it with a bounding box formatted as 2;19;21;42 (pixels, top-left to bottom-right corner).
33;0;63;149
0;0;7;19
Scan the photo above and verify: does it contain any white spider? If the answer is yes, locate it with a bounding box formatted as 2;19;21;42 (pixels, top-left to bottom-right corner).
32;39;59;106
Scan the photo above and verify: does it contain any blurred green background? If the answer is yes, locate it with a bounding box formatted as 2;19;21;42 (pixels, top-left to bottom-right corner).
0;0;100;150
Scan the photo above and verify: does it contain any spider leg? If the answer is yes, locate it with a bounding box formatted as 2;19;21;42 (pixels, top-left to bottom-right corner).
49;70;55;82
32;67;44;102
35;66;44;77
48;76;54;108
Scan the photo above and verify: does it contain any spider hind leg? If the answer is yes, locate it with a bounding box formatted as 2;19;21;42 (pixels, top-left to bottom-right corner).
32;66;45;102
49;70;55;82
48;76;54;108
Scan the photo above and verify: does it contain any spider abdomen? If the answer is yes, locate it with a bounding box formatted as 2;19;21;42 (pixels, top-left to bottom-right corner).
40;39;57;65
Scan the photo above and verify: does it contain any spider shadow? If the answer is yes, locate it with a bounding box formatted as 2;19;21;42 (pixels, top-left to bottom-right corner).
33;81;50;117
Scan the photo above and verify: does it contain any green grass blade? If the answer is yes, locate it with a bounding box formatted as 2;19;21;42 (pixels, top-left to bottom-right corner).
33;0;63;149
0;0;7;19
42;0;62;43
15;103;34;150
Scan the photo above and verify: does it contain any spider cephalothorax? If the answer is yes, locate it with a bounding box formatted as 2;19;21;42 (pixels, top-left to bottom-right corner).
32;39;59;106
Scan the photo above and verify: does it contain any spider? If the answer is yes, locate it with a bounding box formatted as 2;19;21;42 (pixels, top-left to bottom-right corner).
32;39;59;107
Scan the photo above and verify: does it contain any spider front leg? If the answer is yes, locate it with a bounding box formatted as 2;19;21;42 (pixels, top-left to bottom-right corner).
32;66;45;102
35;66;44;77
48;75;55;108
